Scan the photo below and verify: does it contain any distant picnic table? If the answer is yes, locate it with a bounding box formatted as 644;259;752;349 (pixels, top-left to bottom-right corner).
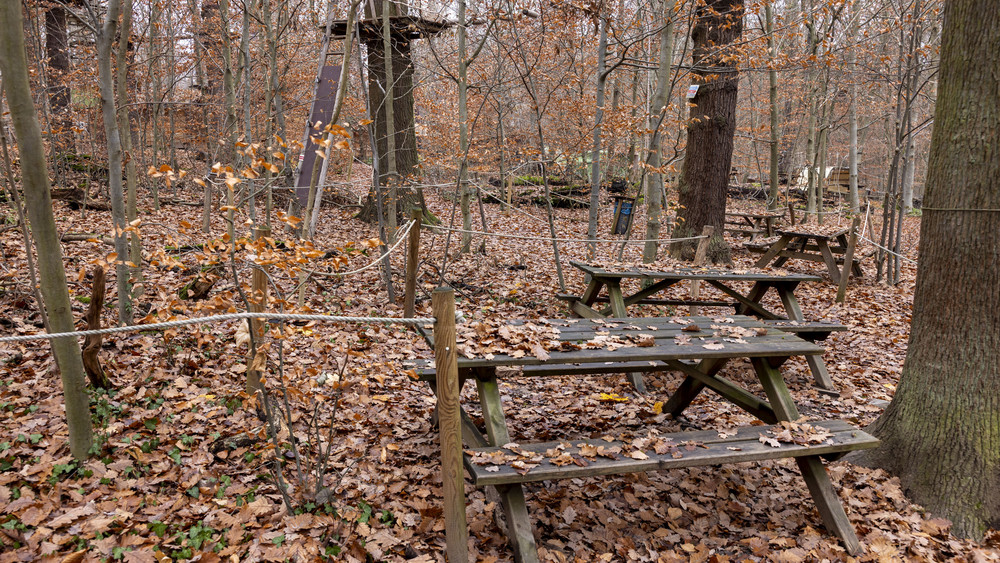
749;226;863;284
411;315;878;561
560;260;843;391
725;211;783;241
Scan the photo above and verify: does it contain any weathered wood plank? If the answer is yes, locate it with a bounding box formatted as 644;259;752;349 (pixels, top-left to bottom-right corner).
431;288;469;563
463;422;879;487
556;293;735;309
568;260;820;283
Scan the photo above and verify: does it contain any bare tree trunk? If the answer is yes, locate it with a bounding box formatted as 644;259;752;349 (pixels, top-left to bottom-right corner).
586;14;609;259
764;1;780;211
116;0;143;298
93;0;132;324
44;3;73;156
0;1;93;458
847;0;860;212
642;0;677;264
855;0;1000;538
457;0;472;253
149;0;162;209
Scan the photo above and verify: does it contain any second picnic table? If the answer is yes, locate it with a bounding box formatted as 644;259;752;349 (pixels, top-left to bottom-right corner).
725;211;783;241
560;260;843;392
750;226;863;284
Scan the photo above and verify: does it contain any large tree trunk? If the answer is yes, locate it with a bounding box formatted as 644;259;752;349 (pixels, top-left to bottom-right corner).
854;0;1000;539
0;0;94;459
357;1;422;224
44;3;73;156
673;0;743;262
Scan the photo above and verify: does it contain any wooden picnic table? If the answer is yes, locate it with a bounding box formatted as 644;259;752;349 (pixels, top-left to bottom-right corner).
562;260;840;392
751;227;863;284
725;211;783;241
411;315;878;562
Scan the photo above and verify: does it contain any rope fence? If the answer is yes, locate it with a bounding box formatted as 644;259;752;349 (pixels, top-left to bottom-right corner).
335;220;416;276
426;225;707;245
857;234;918;264
0;312;434;344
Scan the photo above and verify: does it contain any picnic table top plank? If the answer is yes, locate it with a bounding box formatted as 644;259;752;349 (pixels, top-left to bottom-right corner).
726;212;784;219
412;316;825;370
774;227;850;240
464;420;879;486
569;260;821;283
449;336;822;370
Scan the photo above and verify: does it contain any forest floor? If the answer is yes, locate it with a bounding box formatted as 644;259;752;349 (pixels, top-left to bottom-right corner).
1;183;999;562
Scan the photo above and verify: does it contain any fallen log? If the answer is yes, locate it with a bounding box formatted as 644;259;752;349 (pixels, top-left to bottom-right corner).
61;233;115;245
51;187;112;211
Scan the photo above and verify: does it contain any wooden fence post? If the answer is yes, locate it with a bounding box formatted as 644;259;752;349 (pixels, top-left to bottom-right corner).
247;226;270;394
836;217;861;303
787;200;796;226
688;225;714;316
404;209;421;318
432;288;469;563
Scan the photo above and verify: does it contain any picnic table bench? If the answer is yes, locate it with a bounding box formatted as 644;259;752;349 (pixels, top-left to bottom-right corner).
748;227;865;284
725;211;783;241
411;315;878;562
560;261;843;392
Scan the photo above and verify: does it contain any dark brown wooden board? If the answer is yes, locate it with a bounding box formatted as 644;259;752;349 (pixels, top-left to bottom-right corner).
569;260;821;283
463;420;879;486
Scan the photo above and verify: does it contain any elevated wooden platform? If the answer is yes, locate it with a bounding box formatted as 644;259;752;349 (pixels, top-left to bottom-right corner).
327;15;451;40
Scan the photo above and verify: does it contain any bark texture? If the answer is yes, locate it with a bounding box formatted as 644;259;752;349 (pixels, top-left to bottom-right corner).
45;3;73;155
0;0;93;459
855;0;1000;539
673;0;743;262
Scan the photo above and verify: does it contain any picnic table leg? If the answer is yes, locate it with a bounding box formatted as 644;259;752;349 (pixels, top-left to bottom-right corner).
706;280;781;320
581;279;604;307
837;231;864;278
567;279;606;319
606;283;646;393
735;281;778;318
816;239;844;284
773;236;804;268
663;358;727;417
475;373;541;563
754;235;791;268
775;286;837;393
751;358;862;555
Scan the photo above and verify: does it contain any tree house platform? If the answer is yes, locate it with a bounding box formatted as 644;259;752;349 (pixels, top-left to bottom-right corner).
326;15;452;41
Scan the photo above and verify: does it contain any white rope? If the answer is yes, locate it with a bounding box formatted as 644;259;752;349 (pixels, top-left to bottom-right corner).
0;312;434;344
428;225;707;244
857;234;918;264
332;220;415;276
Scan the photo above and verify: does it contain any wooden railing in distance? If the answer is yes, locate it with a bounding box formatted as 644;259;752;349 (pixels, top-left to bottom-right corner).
432;288;469;562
